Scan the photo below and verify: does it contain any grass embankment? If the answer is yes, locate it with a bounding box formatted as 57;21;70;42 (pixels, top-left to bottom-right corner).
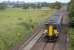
0;8;53;50
68;28;74;50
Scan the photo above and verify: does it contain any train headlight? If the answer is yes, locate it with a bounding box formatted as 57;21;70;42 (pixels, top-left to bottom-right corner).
54;29;59;36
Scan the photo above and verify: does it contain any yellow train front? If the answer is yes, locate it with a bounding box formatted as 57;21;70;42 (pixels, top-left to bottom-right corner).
44;15;63;42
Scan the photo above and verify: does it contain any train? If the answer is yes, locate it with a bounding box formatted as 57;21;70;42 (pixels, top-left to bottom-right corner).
44;15;63;42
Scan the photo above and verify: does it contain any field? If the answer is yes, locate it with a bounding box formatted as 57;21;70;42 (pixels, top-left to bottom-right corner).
0;8;54;50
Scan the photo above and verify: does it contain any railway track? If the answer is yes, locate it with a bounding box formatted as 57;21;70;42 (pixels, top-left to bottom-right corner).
30;8;68;50
15;7;68;50
17;22;67;50
31;33;57;50
31;29;67;50
20;24;67;50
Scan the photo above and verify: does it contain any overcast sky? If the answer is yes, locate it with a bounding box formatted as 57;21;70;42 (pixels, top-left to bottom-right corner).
0;0;71;3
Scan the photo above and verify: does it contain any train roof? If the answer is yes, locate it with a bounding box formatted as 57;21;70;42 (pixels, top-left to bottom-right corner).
47;15;63;25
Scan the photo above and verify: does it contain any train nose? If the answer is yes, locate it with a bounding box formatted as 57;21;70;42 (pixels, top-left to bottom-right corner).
44;35;58;42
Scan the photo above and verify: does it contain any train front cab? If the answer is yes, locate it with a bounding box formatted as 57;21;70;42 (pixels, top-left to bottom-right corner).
44;24;60;42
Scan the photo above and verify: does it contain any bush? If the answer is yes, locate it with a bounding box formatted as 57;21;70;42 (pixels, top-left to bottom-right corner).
0;3;7;10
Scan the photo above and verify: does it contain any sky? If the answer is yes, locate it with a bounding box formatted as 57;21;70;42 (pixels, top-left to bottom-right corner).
0;0;71;3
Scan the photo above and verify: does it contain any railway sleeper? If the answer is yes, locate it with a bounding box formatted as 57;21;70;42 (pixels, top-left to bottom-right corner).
44;35;58;43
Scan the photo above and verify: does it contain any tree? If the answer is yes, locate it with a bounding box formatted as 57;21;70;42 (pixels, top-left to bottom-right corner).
41;2;49;7
30;3;36;9
50;2;61;9
69;0;74;17
69;0;74;26
22;3;29;9
36;3;41;9
0;3;7;10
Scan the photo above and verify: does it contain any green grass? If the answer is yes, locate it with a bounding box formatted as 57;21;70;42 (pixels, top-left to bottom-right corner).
0;8;54;50
68;28;74;50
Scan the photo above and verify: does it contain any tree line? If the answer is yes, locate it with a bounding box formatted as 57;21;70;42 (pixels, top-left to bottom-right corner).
0;2;51;9
0;1;64;10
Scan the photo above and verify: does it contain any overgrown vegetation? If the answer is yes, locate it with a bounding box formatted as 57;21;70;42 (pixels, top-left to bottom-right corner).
68;28;74;50
69;0;74;27
68;0;74;50
0;8;53;50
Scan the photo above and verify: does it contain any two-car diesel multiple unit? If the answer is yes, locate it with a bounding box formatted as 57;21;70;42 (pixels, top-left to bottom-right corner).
44;15;63;42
